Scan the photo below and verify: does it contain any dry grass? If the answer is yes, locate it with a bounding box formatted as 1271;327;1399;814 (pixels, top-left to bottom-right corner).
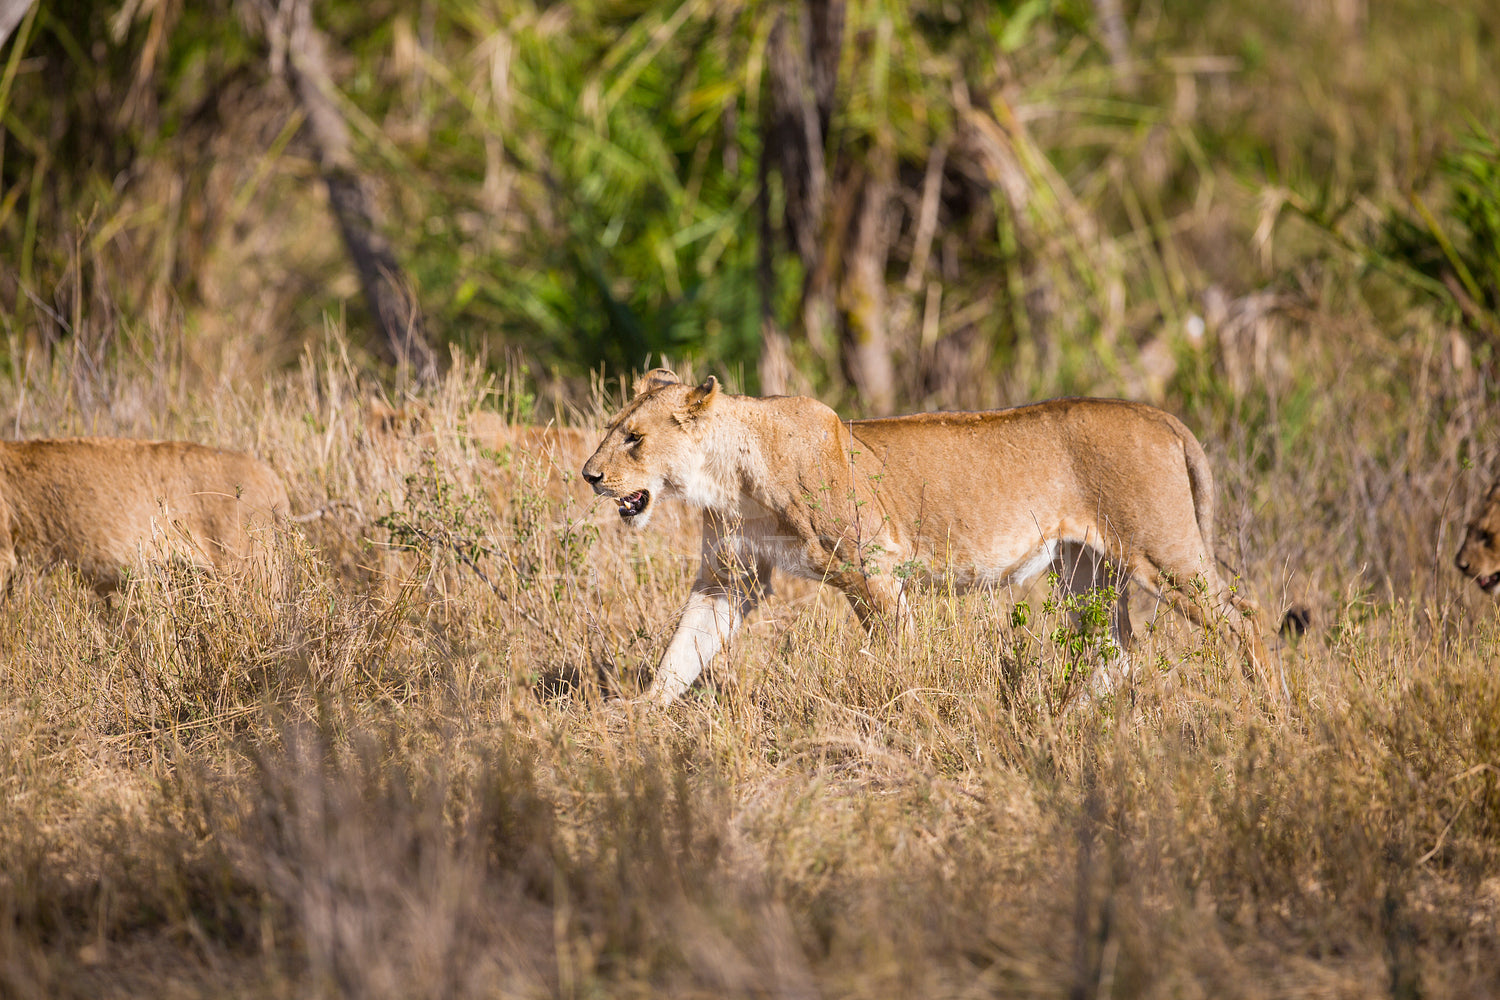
3;312;1500;998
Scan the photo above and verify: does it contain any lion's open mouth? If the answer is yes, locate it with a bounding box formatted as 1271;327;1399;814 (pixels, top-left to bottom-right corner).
1478;571;1500;594
617;490;650;519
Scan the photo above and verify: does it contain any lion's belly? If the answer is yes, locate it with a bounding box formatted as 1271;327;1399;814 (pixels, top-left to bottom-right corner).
881;506;1116;592
715;510;824;579
722;499;1099;594
898;535;1061;591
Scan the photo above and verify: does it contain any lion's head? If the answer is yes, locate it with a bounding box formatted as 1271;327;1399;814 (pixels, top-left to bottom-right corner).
1456;480;1500;594
581;369;721;526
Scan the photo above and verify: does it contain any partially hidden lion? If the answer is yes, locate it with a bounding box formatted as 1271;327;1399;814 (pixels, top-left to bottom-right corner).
365;400;596;493
1455;477;1500;594
366;401;592;461
582;369;1274;708
0;438;290;597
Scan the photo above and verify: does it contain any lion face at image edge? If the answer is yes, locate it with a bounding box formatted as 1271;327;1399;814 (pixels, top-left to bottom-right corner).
579;370;717;527
1456;483;1500;595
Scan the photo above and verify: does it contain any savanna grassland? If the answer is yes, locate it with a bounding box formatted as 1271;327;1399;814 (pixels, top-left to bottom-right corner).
6;1;1500;997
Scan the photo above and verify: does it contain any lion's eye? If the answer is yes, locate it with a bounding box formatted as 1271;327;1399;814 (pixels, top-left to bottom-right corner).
1480;529;1494;546
623;430;642;447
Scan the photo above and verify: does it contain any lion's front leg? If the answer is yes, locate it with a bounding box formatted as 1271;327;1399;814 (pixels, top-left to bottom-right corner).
646;584;743;707
644;532;771;708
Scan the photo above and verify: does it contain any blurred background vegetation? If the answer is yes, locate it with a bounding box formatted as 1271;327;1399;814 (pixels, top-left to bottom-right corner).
1;0;1499;413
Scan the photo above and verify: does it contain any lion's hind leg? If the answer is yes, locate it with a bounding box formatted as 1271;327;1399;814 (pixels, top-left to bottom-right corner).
841;574;911;645
0;499;15;599
1130;554;1282;704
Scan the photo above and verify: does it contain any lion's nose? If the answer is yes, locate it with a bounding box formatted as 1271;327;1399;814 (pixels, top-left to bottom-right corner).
1457;554;1470;573
582;469;603;486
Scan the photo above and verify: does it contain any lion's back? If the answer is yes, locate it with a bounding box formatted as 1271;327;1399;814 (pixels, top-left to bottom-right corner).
846;398;1196;507
840;398;1210;569
0;438;289;589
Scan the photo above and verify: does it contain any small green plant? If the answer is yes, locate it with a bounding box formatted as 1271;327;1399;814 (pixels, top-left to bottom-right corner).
376;456;509;595
376;457;571;644
1042;572;1122;685
893;557;926;581
509;485;599;601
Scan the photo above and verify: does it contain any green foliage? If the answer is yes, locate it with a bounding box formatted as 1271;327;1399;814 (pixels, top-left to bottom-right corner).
377;455;507;590
5;0;1500;414
0;0;1140;393
0;0;259;297
1379;124;1500;328
372;0;771;375
1449;129;1500;291
1042;572;1121;682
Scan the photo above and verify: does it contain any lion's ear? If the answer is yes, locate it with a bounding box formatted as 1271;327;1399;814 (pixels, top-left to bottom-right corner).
686;375;720;412
673;376;720;425
633;368;681;396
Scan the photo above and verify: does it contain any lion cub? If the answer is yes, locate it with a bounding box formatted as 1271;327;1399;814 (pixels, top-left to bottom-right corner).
0;438;290;597
1456;477;1500;595
583;369;1273;708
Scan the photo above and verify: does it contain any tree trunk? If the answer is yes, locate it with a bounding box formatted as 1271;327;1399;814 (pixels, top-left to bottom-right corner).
838;158;895;414
759;0;897;412
758;0;844;395
258;0;439;383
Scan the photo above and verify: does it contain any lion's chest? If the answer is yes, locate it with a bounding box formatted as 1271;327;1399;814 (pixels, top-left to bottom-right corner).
715;506;828;578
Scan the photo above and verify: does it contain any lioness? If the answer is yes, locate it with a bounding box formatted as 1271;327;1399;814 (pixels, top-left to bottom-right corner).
1455;477;1500;594
582;370;1272;708
0;438;290;597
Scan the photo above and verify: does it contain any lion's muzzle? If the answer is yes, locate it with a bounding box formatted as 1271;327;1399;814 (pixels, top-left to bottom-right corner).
579;465;651;520
1454;549;1500;593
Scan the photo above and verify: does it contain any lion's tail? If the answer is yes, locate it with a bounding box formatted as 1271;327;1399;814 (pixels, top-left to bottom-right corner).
1175;419;1267;620
1176;422;1218;566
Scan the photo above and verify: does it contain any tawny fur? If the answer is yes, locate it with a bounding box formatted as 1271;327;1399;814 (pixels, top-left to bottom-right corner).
1455;477;1500;595
0;438;289;596
365;400;594;465
583;369;1273;707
